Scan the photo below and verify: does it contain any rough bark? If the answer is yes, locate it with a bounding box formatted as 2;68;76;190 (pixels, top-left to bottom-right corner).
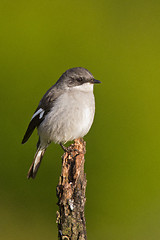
56;138;87;240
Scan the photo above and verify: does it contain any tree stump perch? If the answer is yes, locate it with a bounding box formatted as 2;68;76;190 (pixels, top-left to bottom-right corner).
56;138;87;240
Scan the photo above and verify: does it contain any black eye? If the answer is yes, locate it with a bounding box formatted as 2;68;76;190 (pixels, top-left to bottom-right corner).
77;77;84;83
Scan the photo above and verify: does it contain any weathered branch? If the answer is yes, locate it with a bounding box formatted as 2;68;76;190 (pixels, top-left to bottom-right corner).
56;138;87;240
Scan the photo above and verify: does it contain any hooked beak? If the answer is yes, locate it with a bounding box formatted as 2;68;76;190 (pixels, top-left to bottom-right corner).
93;79;101;84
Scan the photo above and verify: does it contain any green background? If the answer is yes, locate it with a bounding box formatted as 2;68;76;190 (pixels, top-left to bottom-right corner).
1;0;160;239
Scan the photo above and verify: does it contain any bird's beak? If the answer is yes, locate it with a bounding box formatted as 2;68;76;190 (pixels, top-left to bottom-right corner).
93;79;101;84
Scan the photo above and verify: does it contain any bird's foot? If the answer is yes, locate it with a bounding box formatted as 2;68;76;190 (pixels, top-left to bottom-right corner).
60;143;70;152
60;143;82;156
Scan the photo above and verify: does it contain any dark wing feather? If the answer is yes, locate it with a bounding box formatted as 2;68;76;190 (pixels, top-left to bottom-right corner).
21;84;63;144
21;108;44;144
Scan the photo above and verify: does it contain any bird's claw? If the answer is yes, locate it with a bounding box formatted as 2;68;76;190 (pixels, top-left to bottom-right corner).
60;143;83;157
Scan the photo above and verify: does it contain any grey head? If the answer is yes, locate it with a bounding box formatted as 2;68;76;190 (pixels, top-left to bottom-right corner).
55;67;101;89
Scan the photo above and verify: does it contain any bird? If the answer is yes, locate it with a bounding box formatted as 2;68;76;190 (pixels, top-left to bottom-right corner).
22;67;101;179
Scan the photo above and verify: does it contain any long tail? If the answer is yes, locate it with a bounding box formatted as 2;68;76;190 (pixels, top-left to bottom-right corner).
27;147;46;179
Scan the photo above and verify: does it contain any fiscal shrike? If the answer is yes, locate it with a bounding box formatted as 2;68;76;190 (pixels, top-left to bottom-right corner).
22;67;101;179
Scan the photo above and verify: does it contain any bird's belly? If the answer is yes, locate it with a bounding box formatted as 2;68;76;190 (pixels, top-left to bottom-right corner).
38;92;95;144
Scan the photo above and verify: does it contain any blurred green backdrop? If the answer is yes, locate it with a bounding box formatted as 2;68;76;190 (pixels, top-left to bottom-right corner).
1;0;160;239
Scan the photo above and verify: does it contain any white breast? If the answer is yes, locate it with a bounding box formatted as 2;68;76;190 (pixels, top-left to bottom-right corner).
38;84;95;145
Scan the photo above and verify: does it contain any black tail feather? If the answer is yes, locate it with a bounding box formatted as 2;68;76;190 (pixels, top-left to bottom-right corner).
27;147;46;179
